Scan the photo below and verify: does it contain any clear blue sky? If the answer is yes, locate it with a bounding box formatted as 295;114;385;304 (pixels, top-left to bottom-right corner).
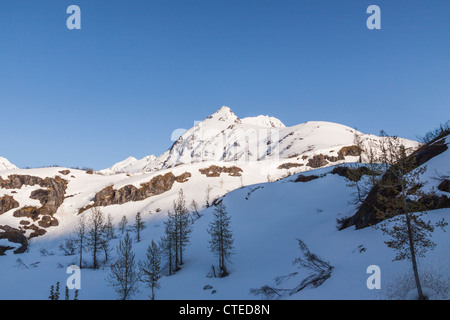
0;0;449;170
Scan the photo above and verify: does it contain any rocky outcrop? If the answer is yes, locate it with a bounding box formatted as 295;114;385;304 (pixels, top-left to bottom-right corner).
0;195;20;215
199;166;243;177
331;166;378;182
278;163;304;170
0;225;28;254
338;146;361;157
438;180;450;193
30;183;67;216
307;154;338;168
79;172;191;214
0;175;68;218
13;206;41;220
294;175;319;183
0;175;65;190
341;137;449;230
0;175;67;237
306;146;361;169
37;215;59;228
25;224;47;239
0;245;14;255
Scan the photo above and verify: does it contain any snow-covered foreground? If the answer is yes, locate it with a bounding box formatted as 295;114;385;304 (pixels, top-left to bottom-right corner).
0;164;448;300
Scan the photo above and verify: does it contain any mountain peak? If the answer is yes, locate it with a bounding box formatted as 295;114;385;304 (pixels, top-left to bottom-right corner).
207;106;240;123
0;157;18;171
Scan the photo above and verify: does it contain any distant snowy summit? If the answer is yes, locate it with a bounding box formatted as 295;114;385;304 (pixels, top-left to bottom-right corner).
0;157;18;171
100;106;420;175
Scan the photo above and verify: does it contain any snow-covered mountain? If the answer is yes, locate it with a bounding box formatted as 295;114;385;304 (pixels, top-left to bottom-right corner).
0;133;448;300
0;157;18;171
100;106;419;175
1;106;448;300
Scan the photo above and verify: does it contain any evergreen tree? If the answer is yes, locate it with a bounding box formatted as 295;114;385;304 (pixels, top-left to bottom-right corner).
65;286;70;300
134;212;146;242
49;285;55;300
160;213;176;275
105;213;115;240
119;215;128;234
139;240;162;300
173;189;192;265
207;201;234;277
190;199;201;220
107;232;139;300
49;282;60;300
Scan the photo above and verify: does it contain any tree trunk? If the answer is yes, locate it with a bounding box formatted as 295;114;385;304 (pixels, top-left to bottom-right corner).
405;212;425;300
79;239;83;269
401;179;425;300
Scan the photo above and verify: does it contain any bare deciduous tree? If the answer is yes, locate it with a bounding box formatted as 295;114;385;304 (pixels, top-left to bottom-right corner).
107;232;139;300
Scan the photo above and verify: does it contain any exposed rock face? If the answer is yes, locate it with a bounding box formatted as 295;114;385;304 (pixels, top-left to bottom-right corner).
338;146;361;157
13;206;41;220
278;163;304;170
0;246;14;256
307;155;330;168
306;146;361;169
30;183;67;216
0;195;19;215
438;180;450;193
24;224;47;239
341;137;449;230
0;175;67;238
0;175;68;216
331;166;378;182
199;166;243;177
307;154;343;168
79;172;191;213
294;175;319;183
0;225;28;254
0;175;64;189
38;215;59;228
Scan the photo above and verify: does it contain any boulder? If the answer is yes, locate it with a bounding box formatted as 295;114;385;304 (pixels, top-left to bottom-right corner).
0;195;20;215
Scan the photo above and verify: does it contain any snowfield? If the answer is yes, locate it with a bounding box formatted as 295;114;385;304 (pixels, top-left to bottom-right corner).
0;163;448;300
0;108;447;300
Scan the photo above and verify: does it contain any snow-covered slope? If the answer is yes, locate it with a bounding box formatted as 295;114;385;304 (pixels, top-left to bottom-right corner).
1;107;445;300
101;106;420;175
0;138;448;300
240;114;286;128
0;157;18;171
